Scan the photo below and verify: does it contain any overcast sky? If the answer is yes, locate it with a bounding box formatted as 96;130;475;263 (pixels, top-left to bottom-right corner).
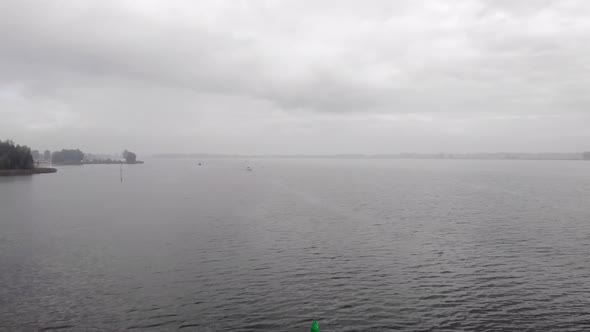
1;0;589;155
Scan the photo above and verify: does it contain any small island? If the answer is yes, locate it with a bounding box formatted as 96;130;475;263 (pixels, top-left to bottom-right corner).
0;140;57;176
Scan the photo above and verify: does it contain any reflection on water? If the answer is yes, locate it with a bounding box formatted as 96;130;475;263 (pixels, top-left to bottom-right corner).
1;159;590;331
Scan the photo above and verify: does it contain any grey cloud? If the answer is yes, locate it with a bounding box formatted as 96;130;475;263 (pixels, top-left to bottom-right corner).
1;0;589;153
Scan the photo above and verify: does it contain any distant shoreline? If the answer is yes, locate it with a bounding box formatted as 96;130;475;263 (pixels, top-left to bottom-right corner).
82;160;144;165
152;153;590;161
49;161;145;165
0;167;57;176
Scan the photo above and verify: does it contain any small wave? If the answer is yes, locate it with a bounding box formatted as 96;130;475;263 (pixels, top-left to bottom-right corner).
41;326;75;331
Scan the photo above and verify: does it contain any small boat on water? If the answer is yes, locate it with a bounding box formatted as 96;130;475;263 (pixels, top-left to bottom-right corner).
246;166;252;171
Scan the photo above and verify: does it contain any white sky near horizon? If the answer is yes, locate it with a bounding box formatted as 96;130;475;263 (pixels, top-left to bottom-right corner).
1;0;590;155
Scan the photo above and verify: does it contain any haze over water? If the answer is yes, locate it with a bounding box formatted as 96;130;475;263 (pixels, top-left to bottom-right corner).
1;159;589;331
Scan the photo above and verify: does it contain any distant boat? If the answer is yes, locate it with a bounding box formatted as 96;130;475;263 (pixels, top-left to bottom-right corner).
197;162;202;166
246;166;252;171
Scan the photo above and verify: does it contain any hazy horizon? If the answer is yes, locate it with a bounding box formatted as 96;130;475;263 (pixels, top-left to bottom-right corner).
2;1;590;155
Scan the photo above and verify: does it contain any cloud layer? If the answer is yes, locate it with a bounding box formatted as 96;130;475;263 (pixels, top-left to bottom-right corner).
1;0;589;154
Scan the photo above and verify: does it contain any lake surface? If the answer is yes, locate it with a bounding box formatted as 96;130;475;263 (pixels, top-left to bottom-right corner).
1;159;590;331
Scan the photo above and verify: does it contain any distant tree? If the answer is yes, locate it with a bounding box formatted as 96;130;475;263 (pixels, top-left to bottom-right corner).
123;150;137;164
583;152;590;160
43;150;51;161
51;151;63;164
0;140;35;170
52;149;84;164
31;150;40;160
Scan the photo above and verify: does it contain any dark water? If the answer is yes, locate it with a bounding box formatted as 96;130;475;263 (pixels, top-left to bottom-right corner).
1;159;590;331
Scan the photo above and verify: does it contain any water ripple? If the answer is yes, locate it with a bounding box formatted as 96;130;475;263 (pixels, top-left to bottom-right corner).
2;159;590;331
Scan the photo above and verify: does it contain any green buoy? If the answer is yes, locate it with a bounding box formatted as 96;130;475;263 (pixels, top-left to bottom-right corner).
311;319;319;332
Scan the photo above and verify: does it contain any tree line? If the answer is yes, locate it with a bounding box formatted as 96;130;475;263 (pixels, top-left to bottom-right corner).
0;140;34;170
1;139;143;169
51;149;85;164
49;149;139;164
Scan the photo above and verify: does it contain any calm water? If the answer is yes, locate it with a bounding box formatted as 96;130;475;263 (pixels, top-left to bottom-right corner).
1;159;590;331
